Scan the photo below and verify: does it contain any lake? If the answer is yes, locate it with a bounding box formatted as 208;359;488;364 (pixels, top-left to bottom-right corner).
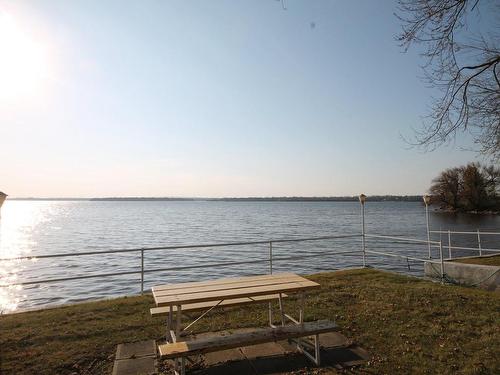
0;200;499;312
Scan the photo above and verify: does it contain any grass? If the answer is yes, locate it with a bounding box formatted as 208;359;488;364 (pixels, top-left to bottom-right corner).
1;268;499;374
452;255;500;267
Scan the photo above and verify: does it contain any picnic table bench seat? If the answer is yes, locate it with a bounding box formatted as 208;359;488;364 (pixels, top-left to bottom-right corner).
150;293;287;316
158;319;338;359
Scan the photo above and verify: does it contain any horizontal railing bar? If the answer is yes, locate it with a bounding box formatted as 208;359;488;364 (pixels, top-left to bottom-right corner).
365;250;442;264
254;250;361;264
271;234;360;244
429;244;500;252
365;234;440;245
0;234;361;261
429;230;500;235
0;248;362;287
143;258;269;274
1;261;269;287
363;239;439;247
1;269;142;286
467;248;500;253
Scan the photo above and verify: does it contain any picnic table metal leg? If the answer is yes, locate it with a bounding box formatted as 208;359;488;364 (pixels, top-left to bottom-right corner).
295;291;305;357
167;306;173;342
175;304;184;375
268;302;273;327
299;291;304;324
314;334;321;366
297;292;321;366
278;293;285;327
296;334;321;366
183;299;224;333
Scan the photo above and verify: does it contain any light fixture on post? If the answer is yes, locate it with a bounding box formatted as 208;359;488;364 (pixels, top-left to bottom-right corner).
359;194;366;267
359;194;366;205
0;191;7;219
423;194;432;259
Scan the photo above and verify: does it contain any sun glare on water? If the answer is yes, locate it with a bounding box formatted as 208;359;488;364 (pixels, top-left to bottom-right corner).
0;10;50;104
0;202;48;313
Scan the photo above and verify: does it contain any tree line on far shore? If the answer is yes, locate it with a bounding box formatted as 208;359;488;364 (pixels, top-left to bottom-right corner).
429;163;500;213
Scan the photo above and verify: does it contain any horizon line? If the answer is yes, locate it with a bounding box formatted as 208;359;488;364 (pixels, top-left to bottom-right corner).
6;195;424;201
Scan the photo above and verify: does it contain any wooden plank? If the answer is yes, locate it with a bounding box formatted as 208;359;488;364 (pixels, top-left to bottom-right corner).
153;274;305;296
152;273;300;292
150;294;288;315
155;280;319;306
158;320;338;358
152;276;308;298
155;280;318;306
152;273;299;292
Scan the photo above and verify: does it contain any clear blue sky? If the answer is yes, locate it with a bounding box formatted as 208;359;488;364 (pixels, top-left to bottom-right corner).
0;0;486;197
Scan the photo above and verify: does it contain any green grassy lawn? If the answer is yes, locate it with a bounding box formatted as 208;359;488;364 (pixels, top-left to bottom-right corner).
452;254;500;267
1;268;499;374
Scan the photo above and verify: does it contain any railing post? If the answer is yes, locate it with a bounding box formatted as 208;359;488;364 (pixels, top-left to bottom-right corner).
448;230;452;259
269;241;273;274
268;241;274;327
439;240;445;282
477;229;482;257
362;203;366;267
423;195;432;259
140;249;144;294
359;194;366;267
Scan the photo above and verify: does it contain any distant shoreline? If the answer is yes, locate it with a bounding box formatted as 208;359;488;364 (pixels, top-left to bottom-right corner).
8;195;422;202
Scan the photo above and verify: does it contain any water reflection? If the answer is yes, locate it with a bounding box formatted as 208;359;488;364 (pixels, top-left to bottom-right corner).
0;200;498;313
0;201;50;313
432;211;500;227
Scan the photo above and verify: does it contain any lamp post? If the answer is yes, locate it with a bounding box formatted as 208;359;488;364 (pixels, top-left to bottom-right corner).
0;192;7;219
423;194;432;259
359;194;366;267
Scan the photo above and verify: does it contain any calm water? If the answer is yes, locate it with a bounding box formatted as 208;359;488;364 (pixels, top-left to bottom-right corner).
0;200;499;312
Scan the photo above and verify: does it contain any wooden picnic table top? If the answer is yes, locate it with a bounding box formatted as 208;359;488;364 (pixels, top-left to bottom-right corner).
152;273;319;307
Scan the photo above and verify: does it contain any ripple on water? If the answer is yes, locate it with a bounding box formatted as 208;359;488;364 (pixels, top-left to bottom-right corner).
1;200;499;312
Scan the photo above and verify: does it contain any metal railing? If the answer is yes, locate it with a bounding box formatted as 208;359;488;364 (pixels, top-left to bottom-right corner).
429;230;500;259
363;233;447;277
0;234;361;292
1;229;498;304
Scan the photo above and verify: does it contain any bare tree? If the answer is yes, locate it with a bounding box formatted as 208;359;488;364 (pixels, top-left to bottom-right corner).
429;162;499;211
429;166;462;209
461;162;487;209
396;0;500;159
482;163;500;198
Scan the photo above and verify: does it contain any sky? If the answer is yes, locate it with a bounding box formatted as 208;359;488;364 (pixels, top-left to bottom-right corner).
0;0;492;198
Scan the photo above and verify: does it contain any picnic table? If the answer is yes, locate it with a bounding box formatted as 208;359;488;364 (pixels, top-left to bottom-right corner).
151;273;335;375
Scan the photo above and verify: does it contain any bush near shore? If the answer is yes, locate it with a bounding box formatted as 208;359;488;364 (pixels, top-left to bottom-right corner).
0;268;499;374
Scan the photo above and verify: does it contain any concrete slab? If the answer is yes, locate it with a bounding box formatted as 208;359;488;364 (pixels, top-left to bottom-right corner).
275;340;297;353
191;359;256;375
112;357;157;375
276;332;349;354
155;328;368;374
319;331;350;348
241;342;286;359
116;340;156;360
320;345;370;369
341;345;370;367
203;348;245;365
248;353;311;375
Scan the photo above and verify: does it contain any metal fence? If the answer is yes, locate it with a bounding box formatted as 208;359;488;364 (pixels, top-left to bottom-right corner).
429;230;500;259
0;234;362;292
363;233;446;276
1;230;498;301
